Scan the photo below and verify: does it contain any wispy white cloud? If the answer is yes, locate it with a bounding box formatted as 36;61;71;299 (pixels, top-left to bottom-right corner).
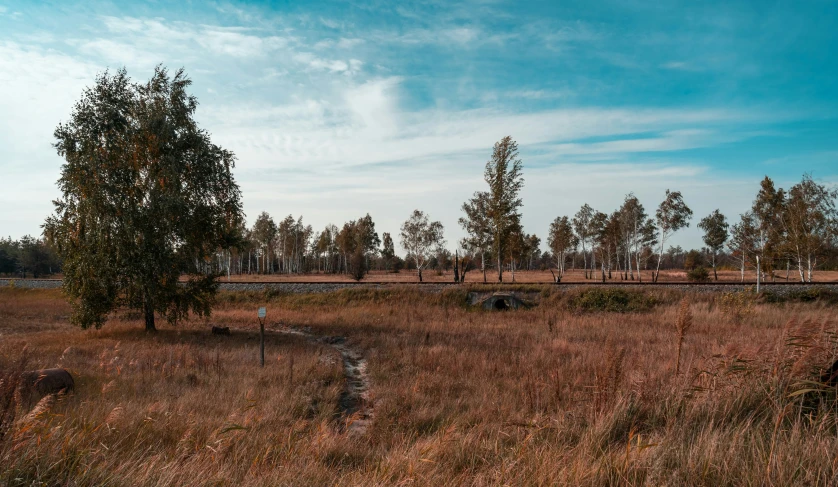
0;5;832;248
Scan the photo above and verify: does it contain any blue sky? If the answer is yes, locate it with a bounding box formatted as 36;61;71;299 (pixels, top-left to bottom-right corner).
1;0;836;250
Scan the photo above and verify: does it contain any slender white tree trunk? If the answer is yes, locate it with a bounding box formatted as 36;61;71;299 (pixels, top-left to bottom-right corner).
756;255;761;293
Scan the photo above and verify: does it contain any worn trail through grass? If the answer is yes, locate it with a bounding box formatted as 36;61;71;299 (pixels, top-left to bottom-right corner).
269;324;373;436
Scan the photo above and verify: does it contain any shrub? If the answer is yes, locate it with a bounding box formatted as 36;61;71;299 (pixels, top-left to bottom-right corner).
719;289;756;325
349;249;367;281
568;288;657;313
687;266;710;282
684;250;704;270
390;256;404;273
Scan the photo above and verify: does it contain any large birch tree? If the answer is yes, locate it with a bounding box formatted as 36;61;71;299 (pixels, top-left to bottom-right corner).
44;67;243;331
483;136;524;282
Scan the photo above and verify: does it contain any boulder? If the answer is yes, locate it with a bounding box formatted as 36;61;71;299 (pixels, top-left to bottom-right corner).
19;368;74;405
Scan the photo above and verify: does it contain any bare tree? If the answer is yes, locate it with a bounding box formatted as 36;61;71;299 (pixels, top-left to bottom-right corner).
653;190;693;282
400;210;445;282
698;210;729;280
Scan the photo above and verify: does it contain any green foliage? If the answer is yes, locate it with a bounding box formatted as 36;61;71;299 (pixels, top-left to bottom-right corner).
43;67;243;330
684;250;704;270
568;288;657;313
399;210;445;281
698;209;729;253
350;247;367;281
381;232;395;271
718;289;757;325
687;266;711;282
483;136;524;280
0;237;61;277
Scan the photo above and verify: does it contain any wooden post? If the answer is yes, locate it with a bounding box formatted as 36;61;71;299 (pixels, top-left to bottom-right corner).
258;307;266;367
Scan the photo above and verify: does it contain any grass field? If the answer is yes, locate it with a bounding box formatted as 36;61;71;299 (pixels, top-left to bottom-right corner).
2;286;838;485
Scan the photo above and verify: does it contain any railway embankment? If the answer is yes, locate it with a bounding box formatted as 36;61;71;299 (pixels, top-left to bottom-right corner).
3;278;838;296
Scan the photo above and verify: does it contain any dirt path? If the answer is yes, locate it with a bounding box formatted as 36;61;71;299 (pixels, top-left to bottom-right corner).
269;325;373;436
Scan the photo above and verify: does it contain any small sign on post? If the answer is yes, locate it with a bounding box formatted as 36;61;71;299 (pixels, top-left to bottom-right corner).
257;307;267;367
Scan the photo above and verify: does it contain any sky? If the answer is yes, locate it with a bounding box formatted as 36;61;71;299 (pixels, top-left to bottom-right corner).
1;0;837;251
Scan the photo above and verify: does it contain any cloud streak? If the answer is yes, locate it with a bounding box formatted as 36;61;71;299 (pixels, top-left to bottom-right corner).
0;2;835;249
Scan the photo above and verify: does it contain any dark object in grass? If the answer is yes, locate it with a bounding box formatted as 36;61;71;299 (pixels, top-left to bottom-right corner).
212;326;231;336
821;359;838;387
687;266;711;282
481;292;524;311
19;368;74;405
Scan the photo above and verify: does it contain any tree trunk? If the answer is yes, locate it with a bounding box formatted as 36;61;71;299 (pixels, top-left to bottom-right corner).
712;252;718;281
144;300;156;333
418;267;423;282
756;255;761;293
636;252;642;283
582;244;588;279
654;240;663;283
497;253;503;283
740;252;745;283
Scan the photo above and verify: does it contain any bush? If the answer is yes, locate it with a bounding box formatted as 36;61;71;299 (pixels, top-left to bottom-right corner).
390;256;404;273
568;288;657;313
350;249;367;281
718;289;756;325
684;250;704;270
687;266;710;282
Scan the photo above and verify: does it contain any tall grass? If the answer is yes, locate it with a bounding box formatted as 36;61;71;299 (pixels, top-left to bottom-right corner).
2;287;838;485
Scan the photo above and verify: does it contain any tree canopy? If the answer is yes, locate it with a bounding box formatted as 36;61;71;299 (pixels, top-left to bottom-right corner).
483;136;524;282
44;67;244;331
400;210;445;282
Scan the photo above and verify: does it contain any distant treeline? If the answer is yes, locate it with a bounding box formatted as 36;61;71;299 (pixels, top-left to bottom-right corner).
191;174;838;283
5;172;837;282
0;236;61;278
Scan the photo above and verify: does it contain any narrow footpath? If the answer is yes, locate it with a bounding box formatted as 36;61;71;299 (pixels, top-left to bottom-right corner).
270;325;373;436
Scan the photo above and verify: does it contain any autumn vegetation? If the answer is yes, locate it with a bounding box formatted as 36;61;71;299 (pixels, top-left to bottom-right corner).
4;285;838;485
2;65;838;486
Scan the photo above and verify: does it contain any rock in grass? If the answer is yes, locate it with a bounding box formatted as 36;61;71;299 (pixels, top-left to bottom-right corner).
212;326;231;336
20;368;75;404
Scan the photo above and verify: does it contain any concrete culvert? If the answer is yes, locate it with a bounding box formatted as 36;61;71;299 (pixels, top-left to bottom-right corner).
482;292;524;311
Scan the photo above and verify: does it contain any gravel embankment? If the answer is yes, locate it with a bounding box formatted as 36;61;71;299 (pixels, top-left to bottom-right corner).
0;279;63;289
2;278;837;296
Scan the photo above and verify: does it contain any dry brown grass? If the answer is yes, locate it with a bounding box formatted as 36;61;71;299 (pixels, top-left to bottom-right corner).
2;286;838;485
